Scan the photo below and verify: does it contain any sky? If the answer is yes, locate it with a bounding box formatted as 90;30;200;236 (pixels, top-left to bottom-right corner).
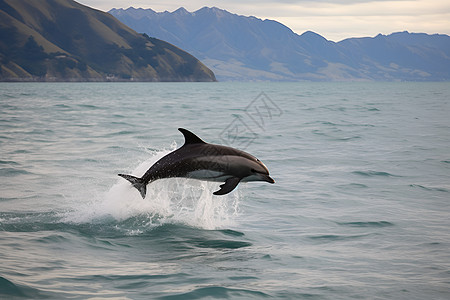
78;0;450;42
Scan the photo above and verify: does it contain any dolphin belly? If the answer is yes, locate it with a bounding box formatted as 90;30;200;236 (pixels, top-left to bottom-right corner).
186;170;233;182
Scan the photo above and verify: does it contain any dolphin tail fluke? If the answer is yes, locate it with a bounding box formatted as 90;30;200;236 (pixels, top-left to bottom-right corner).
118;174;147;199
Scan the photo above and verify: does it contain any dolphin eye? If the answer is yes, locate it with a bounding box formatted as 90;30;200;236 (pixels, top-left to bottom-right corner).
251;168;256;173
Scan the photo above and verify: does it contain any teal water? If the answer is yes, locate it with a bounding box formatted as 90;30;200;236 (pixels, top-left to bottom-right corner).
1;82;449;299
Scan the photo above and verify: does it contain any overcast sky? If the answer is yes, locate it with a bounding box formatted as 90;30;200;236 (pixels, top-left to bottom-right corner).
78;0;450;42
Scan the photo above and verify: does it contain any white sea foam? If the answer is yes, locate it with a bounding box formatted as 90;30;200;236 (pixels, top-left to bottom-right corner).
63;148;240;230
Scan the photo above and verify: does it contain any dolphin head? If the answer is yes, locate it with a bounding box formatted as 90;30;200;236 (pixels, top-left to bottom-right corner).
242;157;275;183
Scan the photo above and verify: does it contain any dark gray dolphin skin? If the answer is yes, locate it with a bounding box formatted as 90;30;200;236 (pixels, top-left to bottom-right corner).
119;128;274;198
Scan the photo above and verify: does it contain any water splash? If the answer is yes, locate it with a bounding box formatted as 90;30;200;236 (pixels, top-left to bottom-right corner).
64;148;240;230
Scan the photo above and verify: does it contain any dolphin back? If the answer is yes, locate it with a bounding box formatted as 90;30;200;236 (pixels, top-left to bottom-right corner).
179;128;207;145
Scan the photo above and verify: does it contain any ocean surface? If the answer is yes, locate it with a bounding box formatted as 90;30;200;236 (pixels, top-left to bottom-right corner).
1;82;449;299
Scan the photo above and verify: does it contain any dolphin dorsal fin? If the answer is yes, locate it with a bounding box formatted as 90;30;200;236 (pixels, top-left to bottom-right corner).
178;128;206;145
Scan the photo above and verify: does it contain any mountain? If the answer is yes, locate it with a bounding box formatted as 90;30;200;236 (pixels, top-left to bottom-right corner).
109;7;450;81
0;0;216;82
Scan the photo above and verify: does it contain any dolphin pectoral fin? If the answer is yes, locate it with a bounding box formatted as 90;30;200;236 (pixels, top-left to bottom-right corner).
213;177;241;196
118;174;147;199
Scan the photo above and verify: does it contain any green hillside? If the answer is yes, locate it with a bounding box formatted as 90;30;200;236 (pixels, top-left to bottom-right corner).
0;0;216;81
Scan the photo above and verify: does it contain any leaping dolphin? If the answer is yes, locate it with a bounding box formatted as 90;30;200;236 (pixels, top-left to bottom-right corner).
119;128;274;198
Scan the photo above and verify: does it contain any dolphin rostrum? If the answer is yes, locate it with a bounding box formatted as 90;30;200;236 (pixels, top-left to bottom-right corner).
119;128;274;198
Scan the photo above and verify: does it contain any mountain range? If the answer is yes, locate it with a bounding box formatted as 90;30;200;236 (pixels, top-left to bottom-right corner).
0;0;216;82
110;7;450;81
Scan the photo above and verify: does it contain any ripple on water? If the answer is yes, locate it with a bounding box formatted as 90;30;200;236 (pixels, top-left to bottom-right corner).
159;286;270;299
336;221;395;228
0;276;46;299
351;170;401;177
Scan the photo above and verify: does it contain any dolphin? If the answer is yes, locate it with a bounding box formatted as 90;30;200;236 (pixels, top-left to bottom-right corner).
118;128;274;198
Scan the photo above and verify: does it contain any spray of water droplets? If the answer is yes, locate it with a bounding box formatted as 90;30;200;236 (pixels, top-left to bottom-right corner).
63;147;241;231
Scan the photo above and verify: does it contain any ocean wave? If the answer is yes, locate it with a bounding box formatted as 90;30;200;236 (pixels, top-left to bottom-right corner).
336;221;394;228
0;211;250;251
53;103;72;109
0;276;45;299
0;160;19;165
351;170;400;177
409;184;449;193
307;233;373;242
159;286;270;299
188;238;251;249
76;104;103;110
0;212;63;232
336;183;369;189
0;167;33;177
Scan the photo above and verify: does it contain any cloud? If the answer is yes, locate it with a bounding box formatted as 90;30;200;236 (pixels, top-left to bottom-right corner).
254;0;450;41
221;0;450;41
78;0;450;41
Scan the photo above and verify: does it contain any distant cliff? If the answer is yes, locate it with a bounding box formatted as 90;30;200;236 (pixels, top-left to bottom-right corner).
110;7;450;81
0;0;216;82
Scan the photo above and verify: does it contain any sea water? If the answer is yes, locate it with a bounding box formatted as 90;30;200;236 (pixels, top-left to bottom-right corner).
0;82;449;299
